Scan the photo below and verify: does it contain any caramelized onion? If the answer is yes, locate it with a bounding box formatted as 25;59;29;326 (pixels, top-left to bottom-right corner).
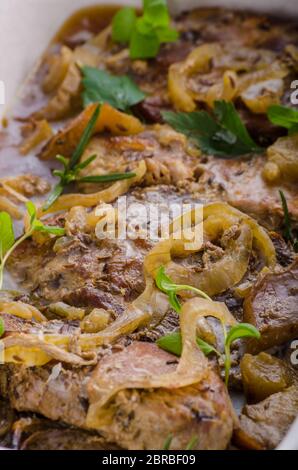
20;120;53;155
79;278;169;350
265;133;298;184
0;196;22;219
145;202;275;297
0;301;46;322
40;103;144;160
166;223;253;297
41;160;146;215
203;203;276;268
86;298;224;428
168;42;288;113
2;334;96;367
168;43;222;112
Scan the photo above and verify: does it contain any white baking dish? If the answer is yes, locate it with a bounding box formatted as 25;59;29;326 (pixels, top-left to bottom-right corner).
0;0;297;450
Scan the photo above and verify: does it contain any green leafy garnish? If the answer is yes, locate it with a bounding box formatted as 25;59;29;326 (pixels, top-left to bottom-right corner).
279;190;298;251
162;433;173;450
155;265;260;386
112;7;137;44
157;331;220;357
162;433;198;450
155;266;211;313
0;212;15;261
267;104;298;135
223;323;260;386
163;100;263;157
43;105;135;210
112;0;179;60
0;317;5;338
185;436;198;451
81;67;146;111
0;202;64;289
157;323;260;387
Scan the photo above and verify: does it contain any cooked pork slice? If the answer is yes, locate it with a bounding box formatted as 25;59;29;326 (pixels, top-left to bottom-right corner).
8;185;208;308
236;386;298;450
41;125;199;186
21;428;119;450
0;342;234;450
9;234;145;309
0;364;91;429
87;342;234;450
0;314;80;336
204;156;298;229
244;259;298;352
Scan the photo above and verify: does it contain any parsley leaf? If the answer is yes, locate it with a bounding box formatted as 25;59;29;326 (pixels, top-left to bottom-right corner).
82;67;146;111
267;104;298;135
112;0;179;60
163;100;263;157
111;7;137;43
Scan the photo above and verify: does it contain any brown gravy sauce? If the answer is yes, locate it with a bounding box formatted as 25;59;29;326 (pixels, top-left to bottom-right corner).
0;5;119;182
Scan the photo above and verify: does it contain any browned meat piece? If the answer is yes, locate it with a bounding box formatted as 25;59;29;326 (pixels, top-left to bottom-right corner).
244;259;298;352
176;9;298;49
270;232;296;267
236;386;298;449
9;235;136;308
0;365;90;429
0;313;80;336
87;342;234;450
0;399;14;440
8;186;203;307
21;428;119;450
204;156;298;229
0;342;234;450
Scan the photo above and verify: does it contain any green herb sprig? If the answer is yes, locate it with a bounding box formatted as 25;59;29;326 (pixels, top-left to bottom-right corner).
0;317;5;338
43;105;136;210
157;331;220;357
112;0;179;59
82;67;146;111
279;190;298;252
155;265;260;386
162;434;198;451
0;202;65;289
156;266;212;313
223;323;260;386
162;434;173;450
267;104;298;135
157;323;260;386
163;100;263;157
185;436;199;451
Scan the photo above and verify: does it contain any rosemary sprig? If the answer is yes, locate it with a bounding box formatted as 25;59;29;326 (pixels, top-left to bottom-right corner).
43;105;135;210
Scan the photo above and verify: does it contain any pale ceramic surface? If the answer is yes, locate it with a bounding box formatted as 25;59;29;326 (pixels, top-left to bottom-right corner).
0;0;297;450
